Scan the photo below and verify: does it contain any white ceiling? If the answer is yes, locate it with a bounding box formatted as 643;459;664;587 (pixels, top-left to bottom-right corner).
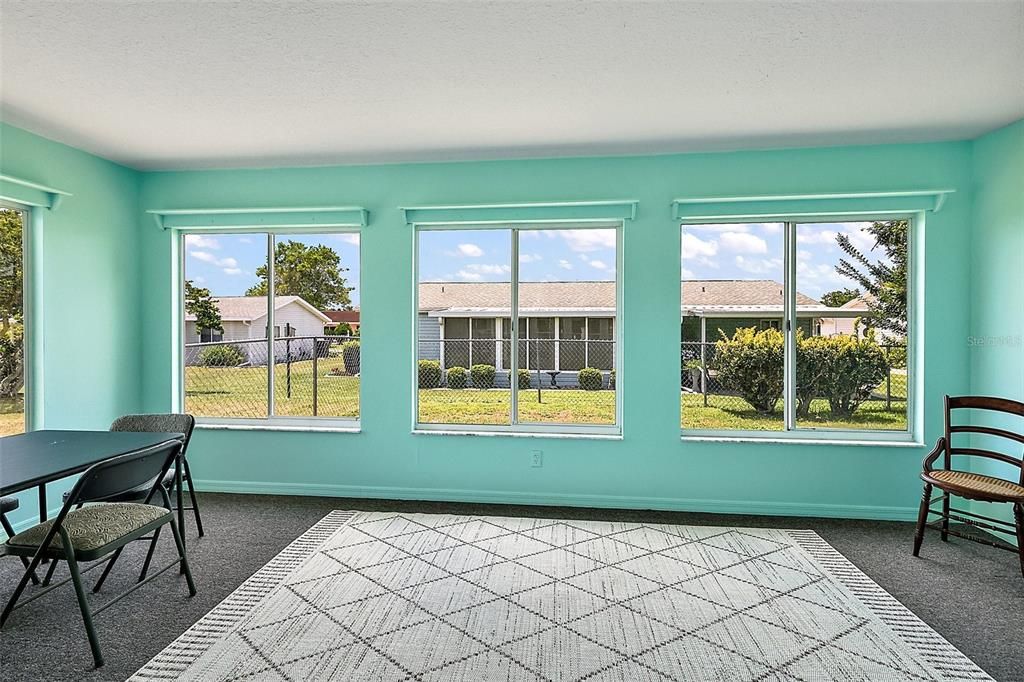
2;1;1022;170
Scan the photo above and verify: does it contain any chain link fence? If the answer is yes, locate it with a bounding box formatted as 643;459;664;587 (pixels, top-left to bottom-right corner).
184;334;359;419
417;337;616;425
680;340;908;429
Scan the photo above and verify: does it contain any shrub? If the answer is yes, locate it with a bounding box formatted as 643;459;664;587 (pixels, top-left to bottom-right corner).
418;360;442;388
198;344;245;368
447;366;468;389
795;333;832;417
341;341;360;374
883;338;907;369
609;369;616;390
517;368;532;389
577;367;604;391
713;327;784;413
332;322;355;336
470;364;496;389
0;325;24;399
819;334;889;417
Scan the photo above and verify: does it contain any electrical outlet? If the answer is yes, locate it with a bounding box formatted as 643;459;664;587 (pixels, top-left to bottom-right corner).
530;450;543;468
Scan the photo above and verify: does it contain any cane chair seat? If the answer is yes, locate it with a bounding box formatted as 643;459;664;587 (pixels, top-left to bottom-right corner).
926;469;1024;501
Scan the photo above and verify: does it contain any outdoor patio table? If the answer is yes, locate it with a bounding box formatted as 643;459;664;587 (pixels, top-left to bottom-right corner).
0;430;185;525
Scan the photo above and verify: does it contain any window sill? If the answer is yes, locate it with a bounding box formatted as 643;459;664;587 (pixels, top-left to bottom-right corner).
681;432;922;447
196;420;361;434
413;428;622;441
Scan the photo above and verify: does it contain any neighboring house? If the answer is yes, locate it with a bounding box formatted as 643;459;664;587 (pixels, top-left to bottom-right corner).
184;295;332;366
818;295;900;342
417;279;863;386
322;309;360;334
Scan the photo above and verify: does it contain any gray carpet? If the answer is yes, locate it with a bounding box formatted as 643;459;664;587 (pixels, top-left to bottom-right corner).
0;493;1021;682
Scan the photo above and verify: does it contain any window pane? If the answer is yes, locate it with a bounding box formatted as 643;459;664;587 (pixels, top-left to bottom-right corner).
183;233;268;419
680;223;785;430
272;233;360;420
559;317;586;371
516;227;617;425
417;229;511;425
795;221;908;431
587;318;614;371
0;208;26;436
471;318;496;367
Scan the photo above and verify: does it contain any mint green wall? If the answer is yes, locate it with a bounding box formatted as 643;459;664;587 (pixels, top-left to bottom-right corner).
1;123;142;528
968;120;1024;539
137;141;977;520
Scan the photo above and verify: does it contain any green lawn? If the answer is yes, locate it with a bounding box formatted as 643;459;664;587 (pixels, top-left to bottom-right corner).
186;359;906;431
0;397;25;437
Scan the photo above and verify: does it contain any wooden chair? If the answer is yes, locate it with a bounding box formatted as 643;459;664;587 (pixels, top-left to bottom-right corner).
912;395;1024;577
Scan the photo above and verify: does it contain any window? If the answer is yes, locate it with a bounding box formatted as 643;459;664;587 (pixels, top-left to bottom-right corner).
416;224;620;433
681;219;911;438
1;207;27;436
181;230;360;425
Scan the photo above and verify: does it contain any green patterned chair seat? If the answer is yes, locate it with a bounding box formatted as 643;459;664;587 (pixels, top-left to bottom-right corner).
8;503;169;553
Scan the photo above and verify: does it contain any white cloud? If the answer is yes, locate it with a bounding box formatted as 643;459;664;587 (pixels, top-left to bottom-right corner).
238;237;254;244
336;233;361;245
558;259;573;270
455;243;483;257
518;253;542;263
720;231;768;254
453;269;484;281
222;268;244;276
189;250;242;275
184;235;220;249
547;229;616;253
681;233;718;260
462;263;510;275
578;254;589;262
588;259;609;271
681;267;695;279
734;256;783;275
192;275;206;284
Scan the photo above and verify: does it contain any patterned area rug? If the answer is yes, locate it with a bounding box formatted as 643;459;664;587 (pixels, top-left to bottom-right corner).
132;511;991;681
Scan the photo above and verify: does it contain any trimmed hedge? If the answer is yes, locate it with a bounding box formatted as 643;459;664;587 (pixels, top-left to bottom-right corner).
418;359;442;388
577;367;603;391
447;366;468;389
470;364;495;389
198;344;245;368
713;327;784;414
517;368;532;389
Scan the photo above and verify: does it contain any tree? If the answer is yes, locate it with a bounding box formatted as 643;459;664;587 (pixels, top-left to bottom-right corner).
820;287;860;309
247;241;352;310
184;280;222;334
834;220;908;335
0;208;24;336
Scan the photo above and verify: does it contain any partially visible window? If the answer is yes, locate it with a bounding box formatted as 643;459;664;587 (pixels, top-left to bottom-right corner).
0;207;27;436
760;320;781;331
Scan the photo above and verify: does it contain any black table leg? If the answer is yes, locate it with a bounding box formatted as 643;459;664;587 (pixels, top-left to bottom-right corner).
38;483;46;521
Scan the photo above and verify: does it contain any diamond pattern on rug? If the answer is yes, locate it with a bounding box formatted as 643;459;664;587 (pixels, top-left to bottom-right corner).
131;511;994;682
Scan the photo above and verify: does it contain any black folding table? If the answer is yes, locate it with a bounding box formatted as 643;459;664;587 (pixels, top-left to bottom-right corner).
0;429;185;526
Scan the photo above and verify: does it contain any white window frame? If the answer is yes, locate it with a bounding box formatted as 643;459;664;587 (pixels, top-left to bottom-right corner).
413;221;623;436
174;226;362;430
680;212;922;445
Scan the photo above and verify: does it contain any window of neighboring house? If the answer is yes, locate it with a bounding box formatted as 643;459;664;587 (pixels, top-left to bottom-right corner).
200;327;223;343
680;219;912;438
416;224;620;432
1;206;28;436
181;229;360;424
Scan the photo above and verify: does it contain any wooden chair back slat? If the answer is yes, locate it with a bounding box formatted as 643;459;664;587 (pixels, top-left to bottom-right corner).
947;395;1024;416
948;448;1022;469
948;424;1024;445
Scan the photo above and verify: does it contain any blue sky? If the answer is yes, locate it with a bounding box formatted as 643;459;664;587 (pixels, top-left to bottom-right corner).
418;228;617;284
184;222;889;308
683;221;887;299
183;233;362;305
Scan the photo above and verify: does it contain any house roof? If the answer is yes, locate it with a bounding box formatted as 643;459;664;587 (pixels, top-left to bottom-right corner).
323;309;361;325
418;280;828;317
185;296;332;323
